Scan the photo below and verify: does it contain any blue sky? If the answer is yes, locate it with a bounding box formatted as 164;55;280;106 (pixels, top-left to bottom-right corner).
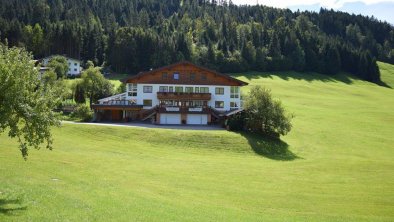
232;0;394;24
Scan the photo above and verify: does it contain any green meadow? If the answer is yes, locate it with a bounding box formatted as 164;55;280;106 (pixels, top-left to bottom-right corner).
1;62;394;221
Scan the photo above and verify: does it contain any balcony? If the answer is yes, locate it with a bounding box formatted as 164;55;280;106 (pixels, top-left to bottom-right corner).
157;92;211;101
91;100;143;110
157;105;210;114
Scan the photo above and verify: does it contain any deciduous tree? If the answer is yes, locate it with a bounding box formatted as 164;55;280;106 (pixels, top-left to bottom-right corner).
0;45;60;159
244;86;293;138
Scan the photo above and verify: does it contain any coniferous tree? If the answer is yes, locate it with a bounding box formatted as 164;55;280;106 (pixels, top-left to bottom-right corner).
74;83;86;104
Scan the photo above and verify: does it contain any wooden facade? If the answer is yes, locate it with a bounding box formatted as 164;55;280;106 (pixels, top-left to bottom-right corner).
124;61;247;86
157;92;212;100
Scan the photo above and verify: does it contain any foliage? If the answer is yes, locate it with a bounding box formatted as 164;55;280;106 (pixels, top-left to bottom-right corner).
0;44;60;159
226;112;245;131
71;104;93;122
81;67;114;106
116;82;126;94
41;69;57;86
74;83;86;104
244;86;293;138
0;1;392;83
47;56;69;79
85;60;94;69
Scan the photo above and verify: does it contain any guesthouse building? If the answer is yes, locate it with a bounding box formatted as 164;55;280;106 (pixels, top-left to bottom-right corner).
92;61;248;125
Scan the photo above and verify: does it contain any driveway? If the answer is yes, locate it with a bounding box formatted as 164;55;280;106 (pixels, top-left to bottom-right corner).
62;121;224;131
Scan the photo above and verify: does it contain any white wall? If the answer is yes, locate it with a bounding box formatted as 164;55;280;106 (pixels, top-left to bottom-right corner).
66;58;81;75
42;57;81;76
126;84;242;112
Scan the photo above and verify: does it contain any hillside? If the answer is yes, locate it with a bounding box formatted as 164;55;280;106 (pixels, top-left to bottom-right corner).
378;61;394;88
1;63;394;221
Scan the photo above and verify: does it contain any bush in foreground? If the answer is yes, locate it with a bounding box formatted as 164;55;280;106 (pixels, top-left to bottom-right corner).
242;86;293;138
72;104;93;122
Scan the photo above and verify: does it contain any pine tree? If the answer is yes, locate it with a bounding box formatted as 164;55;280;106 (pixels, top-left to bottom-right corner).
74;83;86;104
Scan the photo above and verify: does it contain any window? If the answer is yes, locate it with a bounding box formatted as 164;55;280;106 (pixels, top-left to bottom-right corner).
215;87;224;95
173;73;180;80
185;87;193;93
195;87;200;93
143;86;153;93
175;86;183;93
194;101;203;107
162;100;174;106
74;63;77;66
159;86;168;92
230;86;240;99
200;87;209;93
201;74;207;80
74;68;77;71
143;100;152;107
68;62;71;65
215;101;224;108
190;73;196;80
230;102;238;109
169;86;174;92
162;73;168;79
128;83;138;97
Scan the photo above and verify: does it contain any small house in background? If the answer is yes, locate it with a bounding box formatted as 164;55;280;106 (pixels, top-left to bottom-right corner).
41;55;82;76
39;67;50;76
31;60;50;79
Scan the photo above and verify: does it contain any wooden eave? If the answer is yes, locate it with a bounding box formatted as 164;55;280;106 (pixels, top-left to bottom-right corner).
122;61;248;86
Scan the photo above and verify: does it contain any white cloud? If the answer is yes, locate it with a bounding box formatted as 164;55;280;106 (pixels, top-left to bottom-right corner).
232;0;393;9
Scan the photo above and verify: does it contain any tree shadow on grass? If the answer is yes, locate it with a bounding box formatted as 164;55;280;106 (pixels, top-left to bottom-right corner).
376;80;393;89
238;132;300;161
0;197;27;215
233;71;394;89
232;71;354;85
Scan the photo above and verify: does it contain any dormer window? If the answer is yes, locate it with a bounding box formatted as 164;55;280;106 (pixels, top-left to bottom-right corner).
201;73;207;80
173;73;179;80
162;73;168;79
190;73;196;80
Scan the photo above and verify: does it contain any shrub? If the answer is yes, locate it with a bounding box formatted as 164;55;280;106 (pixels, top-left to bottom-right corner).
226;112;245;131
74;83;86;104
72;104;93;122
47;56;68;79
244;86;293;138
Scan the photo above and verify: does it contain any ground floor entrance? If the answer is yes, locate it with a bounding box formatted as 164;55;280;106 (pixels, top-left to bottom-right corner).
159;114;182;124
93;107;142;122
187;114;208;125
158;113;209;125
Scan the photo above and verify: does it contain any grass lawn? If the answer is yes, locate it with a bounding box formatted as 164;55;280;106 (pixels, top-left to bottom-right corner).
63;72;129;92
378;61;394;88
1;63;394;221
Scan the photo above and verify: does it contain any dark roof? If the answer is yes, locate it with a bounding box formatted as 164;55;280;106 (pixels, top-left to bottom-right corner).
122;61;248;86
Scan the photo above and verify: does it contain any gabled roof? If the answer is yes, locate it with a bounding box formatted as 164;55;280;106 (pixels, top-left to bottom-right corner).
122;61;248;86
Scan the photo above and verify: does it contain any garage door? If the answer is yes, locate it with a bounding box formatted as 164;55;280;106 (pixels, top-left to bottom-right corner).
187;114;208;125
160;114;181;125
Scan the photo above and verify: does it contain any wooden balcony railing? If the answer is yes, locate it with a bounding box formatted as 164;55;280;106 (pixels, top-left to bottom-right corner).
157;105;210;113
157;92;211;100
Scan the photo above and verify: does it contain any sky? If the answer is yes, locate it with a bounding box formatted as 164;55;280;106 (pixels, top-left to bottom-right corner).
231;0;394;24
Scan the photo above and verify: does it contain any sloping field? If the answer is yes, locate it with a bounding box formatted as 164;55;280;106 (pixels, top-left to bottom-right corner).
1;63;394;221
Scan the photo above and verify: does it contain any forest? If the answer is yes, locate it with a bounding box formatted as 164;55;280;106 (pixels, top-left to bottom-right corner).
0;0;393;83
